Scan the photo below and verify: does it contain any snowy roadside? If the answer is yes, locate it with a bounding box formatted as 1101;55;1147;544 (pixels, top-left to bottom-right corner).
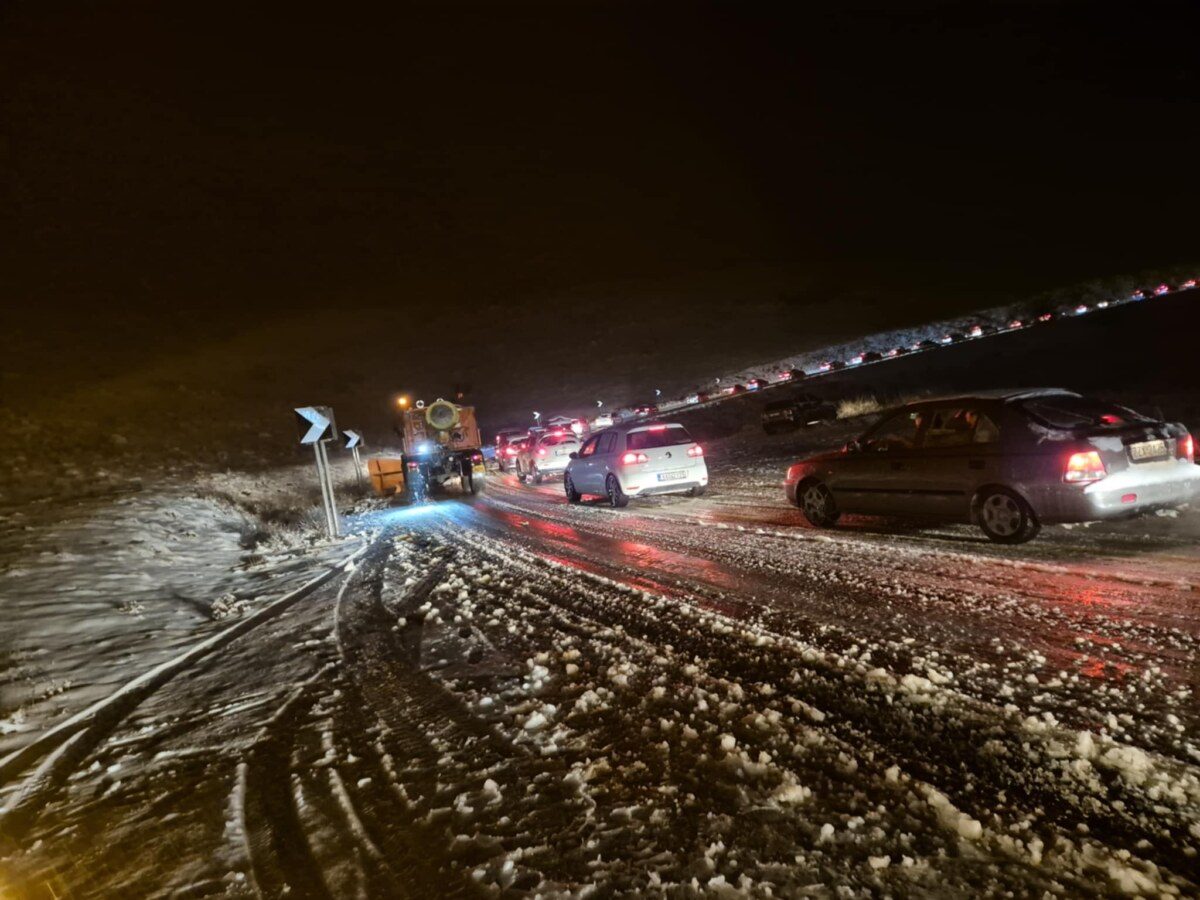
0;459;379;756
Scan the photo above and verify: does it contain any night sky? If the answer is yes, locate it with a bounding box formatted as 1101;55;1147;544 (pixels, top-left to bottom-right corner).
2;2;1198;437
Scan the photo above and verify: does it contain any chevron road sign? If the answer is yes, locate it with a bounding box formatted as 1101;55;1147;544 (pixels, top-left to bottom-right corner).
295;406;337;444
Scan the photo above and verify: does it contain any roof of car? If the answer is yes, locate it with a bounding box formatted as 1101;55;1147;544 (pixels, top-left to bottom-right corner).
612;422;688;434
915;388;1080;405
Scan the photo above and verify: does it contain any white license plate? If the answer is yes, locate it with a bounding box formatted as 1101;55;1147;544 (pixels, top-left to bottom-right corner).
657;470;687;482
555;450;566;456
1130;439;1168;461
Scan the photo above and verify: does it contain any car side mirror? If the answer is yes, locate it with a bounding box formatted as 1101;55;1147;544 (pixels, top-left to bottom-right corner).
569;452;578;460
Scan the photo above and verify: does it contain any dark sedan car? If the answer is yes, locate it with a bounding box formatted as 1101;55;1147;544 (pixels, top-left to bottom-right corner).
762;395;838;434
784;389;1198;543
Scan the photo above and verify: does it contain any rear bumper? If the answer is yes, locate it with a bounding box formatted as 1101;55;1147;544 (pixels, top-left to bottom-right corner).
1029;461;1200;522
620;461;708;497
533;457;571;474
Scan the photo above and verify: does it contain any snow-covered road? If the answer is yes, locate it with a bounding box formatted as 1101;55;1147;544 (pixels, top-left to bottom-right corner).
1;453;1197;896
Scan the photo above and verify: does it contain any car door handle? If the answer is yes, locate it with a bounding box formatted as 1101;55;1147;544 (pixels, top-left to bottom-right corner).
968;459;985;470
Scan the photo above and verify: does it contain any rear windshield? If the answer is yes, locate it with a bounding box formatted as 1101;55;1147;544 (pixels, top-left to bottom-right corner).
1019;396;1153;429
626;425;693;450
540;433;576;446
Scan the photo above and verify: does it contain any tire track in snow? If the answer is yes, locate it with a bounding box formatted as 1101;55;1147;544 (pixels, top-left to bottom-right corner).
0;539;372;841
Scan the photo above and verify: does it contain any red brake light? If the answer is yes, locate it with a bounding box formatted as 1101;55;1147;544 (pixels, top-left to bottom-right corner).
1064;450;1106;484
537;448;547;457
1180;434;1194;463
687;444;703;458
621;451;648;465
506;446;518;456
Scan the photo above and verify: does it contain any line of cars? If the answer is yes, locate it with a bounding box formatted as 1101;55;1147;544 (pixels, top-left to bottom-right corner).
643;276;1200;417
491;389;1197;545
493;421;708;506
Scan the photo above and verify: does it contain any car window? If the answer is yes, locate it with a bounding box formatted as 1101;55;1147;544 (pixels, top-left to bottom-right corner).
579;436;599;457
973;413;1000;444
861;409;922;452
923;407;975;448
540;434;574;446
923;408;1003;447
626;425;692;450
1020;396;1152;429
597;432;618;455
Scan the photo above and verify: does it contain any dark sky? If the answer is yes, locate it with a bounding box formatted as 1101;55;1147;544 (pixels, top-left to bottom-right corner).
2;1;1198;425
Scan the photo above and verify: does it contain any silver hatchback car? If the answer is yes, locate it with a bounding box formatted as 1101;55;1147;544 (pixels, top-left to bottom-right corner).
784;389;1198;543
565;423;708;507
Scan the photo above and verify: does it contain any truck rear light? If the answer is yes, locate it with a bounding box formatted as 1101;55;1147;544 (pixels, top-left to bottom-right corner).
471;452;483;462
687;445;703;458
621;451;648;465
1064;450;1106;484
1180;433;1195;463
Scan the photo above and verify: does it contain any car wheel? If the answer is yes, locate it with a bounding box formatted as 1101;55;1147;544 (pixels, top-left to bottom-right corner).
460;473;476;495
532;466;543;485
978;487;1038;544
605;474;629;508
688;485;707;497
565;473;582;504
799;480;839;527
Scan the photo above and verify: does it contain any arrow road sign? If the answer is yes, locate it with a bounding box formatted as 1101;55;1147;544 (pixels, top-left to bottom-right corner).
295;406;337;444
342;429;362;450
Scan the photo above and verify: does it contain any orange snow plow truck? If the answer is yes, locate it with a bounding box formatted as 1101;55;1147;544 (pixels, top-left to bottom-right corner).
373;400;485;501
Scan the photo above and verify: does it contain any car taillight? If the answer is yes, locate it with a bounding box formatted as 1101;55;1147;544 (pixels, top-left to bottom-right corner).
1064;450;1106;484
687;445;703;458
1180;433;1195;463
621;451;648;465
505;447;518;456
537;448;547;457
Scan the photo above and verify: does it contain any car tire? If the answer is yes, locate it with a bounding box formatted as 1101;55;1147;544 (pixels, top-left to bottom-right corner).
977;487;1038;544
565;473;581;504
688;485;707;497
605;474;629;509
532;467;543;485
798;480;840;527
460;473;476;495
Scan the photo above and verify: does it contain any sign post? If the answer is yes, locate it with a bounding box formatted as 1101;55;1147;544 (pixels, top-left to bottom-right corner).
343;429;365;489
295;406;340;538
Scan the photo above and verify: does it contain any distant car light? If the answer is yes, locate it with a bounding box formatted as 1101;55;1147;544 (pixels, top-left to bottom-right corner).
1154;283;1169;295
1180;433;1195;463
1064;450;1106;484
1180;279;1196;291
1074;305;1088;315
